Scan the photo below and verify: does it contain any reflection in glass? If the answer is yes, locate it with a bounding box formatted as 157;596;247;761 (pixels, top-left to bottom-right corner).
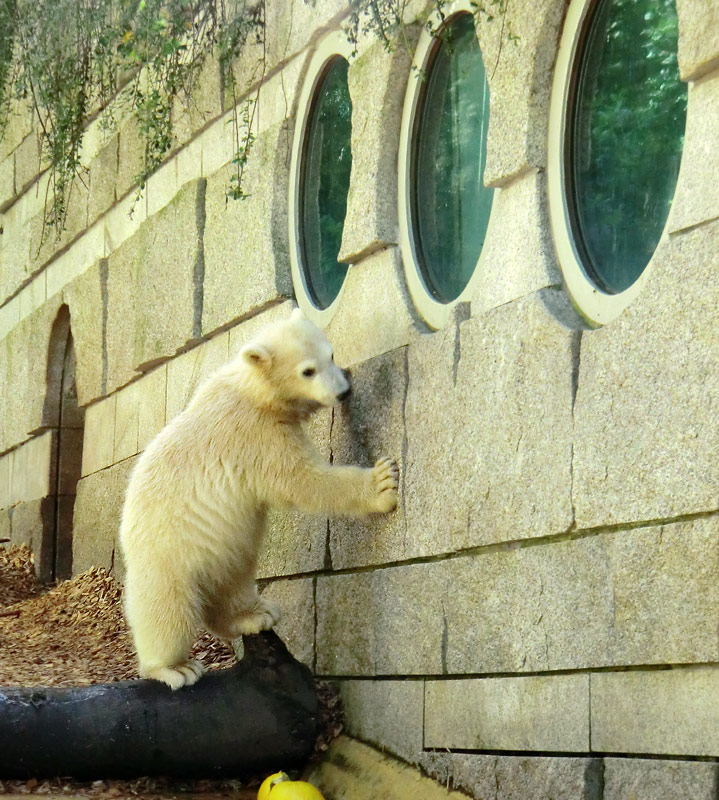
569;0;687;294
412;12;493;304
300;56;353;310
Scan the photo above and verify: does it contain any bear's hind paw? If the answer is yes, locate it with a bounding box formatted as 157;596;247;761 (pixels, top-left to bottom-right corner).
142;660;205;690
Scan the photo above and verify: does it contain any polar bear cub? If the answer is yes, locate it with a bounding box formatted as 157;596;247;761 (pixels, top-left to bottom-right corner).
119;308;399;689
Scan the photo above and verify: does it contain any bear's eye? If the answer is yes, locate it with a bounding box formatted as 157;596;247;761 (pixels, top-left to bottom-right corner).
302;367;316;378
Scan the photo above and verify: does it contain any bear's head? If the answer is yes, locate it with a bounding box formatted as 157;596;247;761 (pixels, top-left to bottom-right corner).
238;308;350;417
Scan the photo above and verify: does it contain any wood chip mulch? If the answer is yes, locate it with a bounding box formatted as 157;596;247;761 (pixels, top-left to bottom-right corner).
0;545;343;798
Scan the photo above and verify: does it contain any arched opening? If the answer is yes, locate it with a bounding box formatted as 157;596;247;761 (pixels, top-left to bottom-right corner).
41;305;84;582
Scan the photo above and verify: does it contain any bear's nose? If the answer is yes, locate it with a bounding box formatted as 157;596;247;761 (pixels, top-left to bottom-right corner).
337;387;351;402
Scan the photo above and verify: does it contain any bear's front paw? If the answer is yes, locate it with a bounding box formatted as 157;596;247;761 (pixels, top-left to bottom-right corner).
371;457;399;513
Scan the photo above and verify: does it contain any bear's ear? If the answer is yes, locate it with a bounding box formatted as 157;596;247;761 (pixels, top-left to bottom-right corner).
290;307;305;322
241;342;272;368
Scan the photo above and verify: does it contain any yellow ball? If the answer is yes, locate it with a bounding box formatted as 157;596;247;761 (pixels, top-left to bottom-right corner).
257;771;289;800
268;780;325;800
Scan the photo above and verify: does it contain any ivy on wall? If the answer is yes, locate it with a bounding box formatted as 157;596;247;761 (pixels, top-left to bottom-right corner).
0;0;511;239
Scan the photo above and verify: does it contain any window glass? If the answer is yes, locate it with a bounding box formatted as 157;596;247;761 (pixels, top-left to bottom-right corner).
568;0;687;294
300;56;352;310
411;12;492;304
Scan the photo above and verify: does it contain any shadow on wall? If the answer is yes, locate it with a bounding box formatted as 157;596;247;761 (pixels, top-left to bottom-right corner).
39;304;84;583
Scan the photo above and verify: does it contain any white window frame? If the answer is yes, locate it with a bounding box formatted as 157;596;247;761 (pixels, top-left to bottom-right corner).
288;31;355;328
546;0;684;327
397;0;496;331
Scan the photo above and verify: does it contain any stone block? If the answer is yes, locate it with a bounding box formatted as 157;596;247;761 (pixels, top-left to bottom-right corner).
603;758;718;800
591;667;719;756
338;41;413;263
226;300;293;355
573;220;719;528
328;348;407;570
0;102;33;162
134;178;203;368
145;156;178;219
1;295;63;451
403;292;574;561
307;736;473;800
419;751;599;800
18;272;46;323
88;135;118;223
105;226;140;395
176;136;203;191
8;498;46;559
137;365;167;451
103;184;147;255
0;294;21;341
668;74;719;235
117;115;145;200
0;154;15;211
0;453;10;509
44;221;104;300
677;0;719;80
258;407;332;579
171;52;223;146
72;456;136;576
338;680;424;763
14;133;40;194
165;332;230;422
258;577;314;667
20;431;54;503
0;508;10;542
317;517;719;676
201;122;292;336
62;260;105;406
424;675;589;752
469;170;561;315
477;0;566;185
325;247;417;369
114;380;140;462
81;395;116;477
0;217;31;306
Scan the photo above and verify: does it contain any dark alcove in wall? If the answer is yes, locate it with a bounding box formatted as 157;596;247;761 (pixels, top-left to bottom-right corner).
40;305;84;582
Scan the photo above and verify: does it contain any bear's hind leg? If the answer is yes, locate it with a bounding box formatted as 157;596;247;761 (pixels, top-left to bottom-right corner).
125;577;205;690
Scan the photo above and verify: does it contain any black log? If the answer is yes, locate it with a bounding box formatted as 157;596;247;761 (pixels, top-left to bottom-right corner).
0;631;317;780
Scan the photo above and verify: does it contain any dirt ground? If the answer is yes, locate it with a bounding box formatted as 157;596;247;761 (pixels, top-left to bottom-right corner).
0;545;342;799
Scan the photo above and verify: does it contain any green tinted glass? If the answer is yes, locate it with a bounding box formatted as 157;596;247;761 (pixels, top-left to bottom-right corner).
412;13;493;304
569;0;687;294
300;56;353;309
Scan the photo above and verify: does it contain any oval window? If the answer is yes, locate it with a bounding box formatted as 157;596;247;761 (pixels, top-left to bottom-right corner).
298;56;353;311
410;11;493;305
566;0;687;295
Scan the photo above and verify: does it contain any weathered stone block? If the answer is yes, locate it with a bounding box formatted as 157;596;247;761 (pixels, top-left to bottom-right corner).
201;123;292;336
137;365;167;451
165;332;230;422
325;247;416;369
113;380;140;462
259;577;314;667
338;41;412;263
404;292;574;560
329;348;407;570
81;395;116;477
145;156;179;219
424;675;589;752
419;751;599;800
171;52;223;147
469;170;561;315
11;431;54;503
105;230;140;395
317;517;719;676
0;508;10;542
134;178;203;368
677;0;719;80
573;221;719;528
591;667;719;756
0;154;15;211
14;133;40;194
226;300;293;355
8;498;46;558
88;135;118;223
603;758;718;800
0;219;31;308
62;260;105;406
72;456;136;576
0;453;10;509
668;74;719;235
117;116;145;200
338;680;424;763
477;0;566;185
0;102;33;162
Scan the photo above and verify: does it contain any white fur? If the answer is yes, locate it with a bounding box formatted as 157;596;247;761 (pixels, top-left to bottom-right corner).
119;310;399;689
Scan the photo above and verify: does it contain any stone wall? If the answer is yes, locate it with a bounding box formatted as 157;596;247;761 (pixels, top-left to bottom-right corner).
1;0;719;797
